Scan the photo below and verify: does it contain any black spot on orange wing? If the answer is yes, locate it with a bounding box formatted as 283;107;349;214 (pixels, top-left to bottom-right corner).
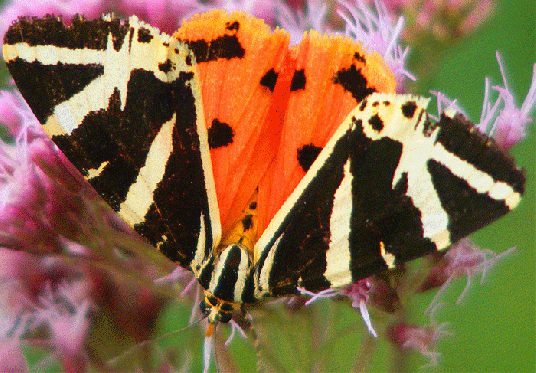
260;68;278;91
333;65;376;102
401;101;417;118
353;52;366;63
290;69;306;91
225;21;240;31
243;214;254;230
297;144;322;172
181;34;245;62
261;68;306;92
208;118;235;149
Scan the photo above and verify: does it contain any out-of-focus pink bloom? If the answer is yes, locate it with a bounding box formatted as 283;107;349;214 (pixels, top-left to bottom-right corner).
275;0;330;45
37;285;92;371
339;279;377;336
337;0;414;90
0;339;28;373
429;90;463;121
0;91;28;137
420;239;516;309
116;0;212;34
387;320;451;367
366;0;496;40
205;0;275;20
0;249;46;304
458;0;494;34
478;53;536;150
298;278;378;336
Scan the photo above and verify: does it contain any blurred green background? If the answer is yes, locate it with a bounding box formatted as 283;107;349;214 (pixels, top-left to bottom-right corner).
0;0;534;371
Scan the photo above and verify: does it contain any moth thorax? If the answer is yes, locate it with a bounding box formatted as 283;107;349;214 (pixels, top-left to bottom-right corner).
207;243;253;303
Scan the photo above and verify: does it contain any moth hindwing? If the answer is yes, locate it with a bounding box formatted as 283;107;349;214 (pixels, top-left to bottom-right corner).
3;14;221;269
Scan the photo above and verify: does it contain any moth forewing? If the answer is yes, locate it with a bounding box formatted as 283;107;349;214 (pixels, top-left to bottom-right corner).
252;92;524;301
3;14;222;270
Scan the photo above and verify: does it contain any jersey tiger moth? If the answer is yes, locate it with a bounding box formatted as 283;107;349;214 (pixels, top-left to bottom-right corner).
2;10;525;336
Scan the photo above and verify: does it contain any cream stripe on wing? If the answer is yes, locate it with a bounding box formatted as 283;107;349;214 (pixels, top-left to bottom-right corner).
191;214;206;273
255;234;283;299
118;113;175;226
208;246;233;294
432;143;519;206
324;160;353;288
187;74;222;249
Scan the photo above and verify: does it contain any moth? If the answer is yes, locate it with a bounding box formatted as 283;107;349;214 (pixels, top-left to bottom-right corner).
3;10;525;335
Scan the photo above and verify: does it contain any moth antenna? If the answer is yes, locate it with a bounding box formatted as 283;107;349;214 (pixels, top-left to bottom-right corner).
106;316;205;368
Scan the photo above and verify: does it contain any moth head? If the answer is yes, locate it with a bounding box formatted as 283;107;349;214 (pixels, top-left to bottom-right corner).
200;291;237;336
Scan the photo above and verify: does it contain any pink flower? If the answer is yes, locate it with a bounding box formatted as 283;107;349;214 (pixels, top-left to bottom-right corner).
458;0;494;35
191;0;275;22
298;278;379;336
0;339;28;373
116;0;201;34
478;53;536;150
275;0;330;45
0;91;28;136
420;239;516;309
339;279;377;336
387;320;451;367
337;0;415;89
